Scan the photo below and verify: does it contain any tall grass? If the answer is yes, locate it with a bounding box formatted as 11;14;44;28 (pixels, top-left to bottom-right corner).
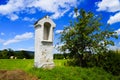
29;66;120;80
0;59;65;70
0;59;33;70
0;59;119;80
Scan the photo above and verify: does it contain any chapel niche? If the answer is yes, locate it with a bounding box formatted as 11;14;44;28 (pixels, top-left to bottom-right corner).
34;15;55;68
43;22;51;40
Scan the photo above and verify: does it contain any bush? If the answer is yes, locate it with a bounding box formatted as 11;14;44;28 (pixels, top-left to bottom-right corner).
85;50;120;75
65;50;120;76
98;51;120;75
54;54;65;59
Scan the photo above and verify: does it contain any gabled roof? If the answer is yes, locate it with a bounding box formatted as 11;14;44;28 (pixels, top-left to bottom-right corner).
34;15;56;28
34;15;47;25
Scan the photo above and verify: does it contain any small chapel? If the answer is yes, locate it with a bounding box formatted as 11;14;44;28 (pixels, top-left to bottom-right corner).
34;16;56;68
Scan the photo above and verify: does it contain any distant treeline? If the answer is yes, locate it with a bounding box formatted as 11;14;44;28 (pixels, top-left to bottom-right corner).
0;49;69;59
0;49;34;59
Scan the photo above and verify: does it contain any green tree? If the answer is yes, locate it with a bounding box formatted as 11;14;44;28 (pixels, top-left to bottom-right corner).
0;49;9;59
60;9;118;66
0;49;15;59
16;50;31;59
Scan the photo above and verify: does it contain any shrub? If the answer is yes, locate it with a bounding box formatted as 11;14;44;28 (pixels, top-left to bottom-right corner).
66;50;120;76
84;50;120;76
54;54;65;59
98;50;120;75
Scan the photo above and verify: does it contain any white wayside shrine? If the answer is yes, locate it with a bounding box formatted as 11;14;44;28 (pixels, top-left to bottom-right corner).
34;16;56;68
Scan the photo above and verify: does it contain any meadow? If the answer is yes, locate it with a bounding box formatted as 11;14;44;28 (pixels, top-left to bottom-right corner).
0;59;119;80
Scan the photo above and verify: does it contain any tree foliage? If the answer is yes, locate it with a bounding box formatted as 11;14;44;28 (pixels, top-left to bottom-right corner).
60;9;118;66
0;49;34;59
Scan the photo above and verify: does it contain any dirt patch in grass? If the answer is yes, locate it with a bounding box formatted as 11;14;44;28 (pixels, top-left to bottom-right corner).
0;70;39;80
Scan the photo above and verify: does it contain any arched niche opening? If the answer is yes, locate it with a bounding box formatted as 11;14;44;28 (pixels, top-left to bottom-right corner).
43;22;51;40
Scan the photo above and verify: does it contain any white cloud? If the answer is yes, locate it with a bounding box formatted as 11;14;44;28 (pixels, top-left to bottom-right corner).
29;24;34;28
3;32;33;45
0;39;4;43
0;0;24;20
107;12;120;24
53;43;64;53
0;32;5;36
96;0;120;12
23;17;37;22
96;0;120;24
69;11;80;18
29;0;80;19
55;30;63;34
115;28;120;35
7;14;19;21
109;45;120;50
0;0;80;20
0;0;22;15
17;47;34;51
25;8;36;14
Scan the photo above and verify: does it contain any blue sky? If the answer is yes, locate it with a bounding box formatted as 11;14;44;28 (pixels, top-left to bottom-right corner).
0;0;120;52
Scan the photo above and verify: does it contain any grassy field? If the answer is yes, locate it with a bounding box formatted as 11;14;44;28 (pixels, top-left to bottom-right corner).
0;59;119;80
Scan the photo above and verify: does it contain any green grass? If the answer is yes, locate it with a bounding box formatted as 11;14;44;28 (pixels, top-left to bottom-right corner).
0;59;119;80
0;59;33;70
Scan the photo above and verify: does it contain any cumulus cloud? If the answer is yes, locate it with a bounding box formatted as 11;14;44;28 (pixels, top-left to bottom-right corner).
96;0;120;24
0;0;80;20
7;14;19;21
115;28;120;35
69;11;80;18
29;24;34;28
3;32;33;45
55;30;63;34
17;47;34;51
0;39;4;43
23;17;37;22
0;0;24;20
0;32;5;36
109;45;120;50
96;0;120;12
107;12;120;24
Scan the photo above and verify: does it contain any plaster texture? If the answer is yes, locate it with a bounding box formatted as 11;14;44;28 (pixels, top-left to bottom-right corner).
34;16;55;68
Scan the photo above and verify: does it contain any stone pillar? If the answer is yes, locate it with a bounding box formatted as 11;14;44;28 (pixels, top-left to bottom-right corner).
34;16;56;69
